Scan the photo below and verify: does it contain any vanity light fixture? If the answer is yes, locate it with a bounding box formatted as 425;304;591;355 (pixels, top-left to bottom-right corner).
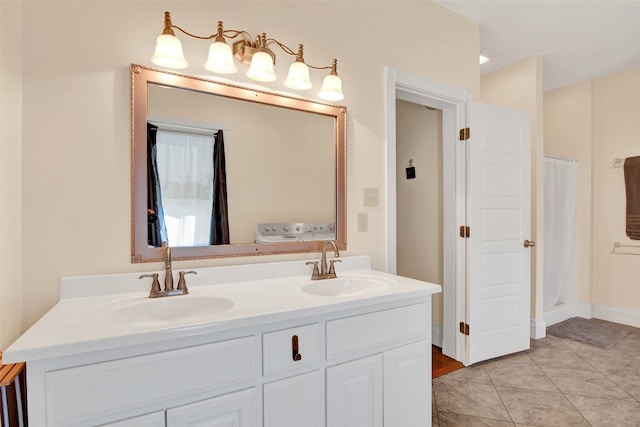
151;12;344;101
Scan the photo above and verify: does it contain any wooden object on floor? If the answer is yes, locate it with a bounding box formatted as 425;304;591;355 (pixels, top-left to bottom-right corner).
432;345;463;379
0;352;27;427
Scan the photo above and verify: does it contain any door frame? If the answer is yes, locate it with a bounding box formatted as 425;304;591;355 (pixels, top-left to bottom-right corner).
384;67;470;362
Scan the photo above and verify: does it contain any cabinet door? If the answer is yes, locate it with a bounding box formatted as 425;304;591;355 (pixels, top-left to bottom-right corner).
100;411;165;427
264;370;323;427
384;340;431;427
166;388;257;427
326;354;383;427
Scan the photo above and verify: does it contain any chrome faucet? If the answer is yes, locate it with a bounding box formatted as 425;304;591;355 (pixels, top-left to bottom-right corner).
306;240;341;280
139;242;196;298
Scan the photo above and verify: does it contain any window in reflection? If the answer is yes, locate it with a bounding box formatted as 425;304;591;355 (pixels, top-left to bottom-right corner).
156;129;215;247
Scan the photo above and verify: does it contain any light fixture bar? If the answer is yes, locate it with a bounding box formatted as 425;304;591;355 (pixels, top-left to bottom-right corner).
151;11;344;101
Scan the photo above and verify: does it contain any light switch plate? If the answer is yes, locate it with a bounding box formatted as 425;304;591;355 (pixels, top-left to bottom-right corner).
357;212;368;232
363;188;378;207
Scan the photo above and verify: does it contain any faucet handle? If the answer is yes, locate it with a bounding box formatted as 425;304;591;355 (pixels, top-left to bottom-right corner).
328;259;342;275
305;261;320;280
177;271;197;292
139;273;161;294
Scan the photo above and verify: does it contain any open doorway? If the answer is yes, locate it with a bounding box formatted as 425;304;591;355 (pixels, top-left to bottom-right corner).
395;101;445;346
384;67;468;362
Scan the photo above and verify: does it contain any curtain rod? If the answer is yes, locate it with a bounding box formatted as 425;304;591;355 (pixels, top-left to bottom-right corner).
543;154;578;163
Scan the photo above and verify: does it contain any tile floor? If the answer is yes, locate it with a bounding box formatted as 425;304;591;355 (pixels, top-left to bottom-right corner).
432;323;640;426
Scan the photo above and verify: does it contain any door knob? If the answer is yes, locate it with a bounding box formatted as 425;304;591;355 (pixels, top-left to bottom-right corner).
524;240;536;248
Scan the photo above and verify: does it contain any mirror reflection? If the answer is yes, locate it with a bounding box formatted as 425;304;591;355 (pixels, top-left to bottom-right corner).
131;65;347;262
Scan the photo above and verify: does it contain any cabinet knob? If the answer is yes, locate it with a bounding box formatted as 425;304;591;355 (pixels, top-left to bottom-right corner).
292;335;302;361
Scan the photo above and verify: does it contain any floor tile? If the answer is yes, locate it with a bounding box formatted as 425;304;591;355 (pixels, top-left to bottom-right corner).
542;366;634;400
435;365;493;385
437;411;515;426
577;346;640;373
527;344;594;371
433;379;511;421
485;362;558;392
611;332;640;357
434;322;640;427
602;370;640;401
566;394;640;427
495;386;590;426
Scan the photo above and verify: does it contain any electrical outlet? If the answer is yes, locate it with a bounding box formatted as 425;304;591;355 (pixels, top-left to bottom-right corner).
357;212;368;232
363;188;379;207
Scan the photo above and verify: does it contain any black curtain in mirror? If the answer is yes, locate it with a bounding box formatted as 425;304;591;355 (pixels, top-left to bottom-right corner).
146;122;167;247
210;130;230;245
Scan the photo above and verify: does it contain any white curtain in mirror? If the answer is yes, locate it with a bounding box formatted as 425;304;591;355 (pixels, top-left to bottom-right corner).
156;130;215;247
543;155;578;311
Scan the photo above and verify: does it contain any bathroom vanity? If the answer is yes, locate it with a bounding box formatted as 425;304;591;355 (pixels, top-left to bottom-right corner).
4;256;440;426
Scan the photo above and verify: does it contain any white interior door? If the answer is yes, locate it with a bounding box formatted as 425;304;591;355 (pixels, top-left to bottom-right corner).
465;101;532;365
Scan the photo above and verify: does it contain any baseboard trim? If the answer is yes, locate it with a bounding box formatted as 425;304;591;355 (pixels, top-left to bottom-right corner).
530;317;546;339
578;302;593;319
432;324;443;348
591;304;640;328
544;303;578;327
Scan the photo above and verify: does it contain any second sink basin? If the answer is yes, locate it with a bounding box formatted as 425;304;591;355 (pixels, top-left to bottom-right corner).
301;276;393;297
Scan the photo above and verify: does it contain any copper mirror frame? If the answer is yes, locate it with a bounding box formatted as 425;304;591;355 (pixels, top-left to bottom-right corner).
131;64;347;263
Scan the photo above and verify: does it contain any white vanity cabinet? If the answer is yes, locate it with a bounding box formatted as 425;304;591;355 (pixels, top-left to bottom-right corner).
7;261;439;427
24;298;433;426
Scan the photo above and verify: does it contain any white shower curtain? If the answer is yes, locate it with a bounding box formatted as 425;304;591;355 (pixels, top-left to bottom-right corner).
543;155;578;311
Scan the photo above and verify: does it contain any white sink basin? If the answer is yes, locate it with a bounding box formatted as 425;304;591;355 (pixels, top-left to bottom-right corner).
301;277;393;297
101;295;234;328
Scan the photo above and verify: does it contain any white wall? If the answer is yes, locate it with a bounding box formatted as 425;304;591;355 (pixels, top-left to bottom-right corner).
480;56;545;335
0;0;23;350
3;1;480;334
395;100;443;327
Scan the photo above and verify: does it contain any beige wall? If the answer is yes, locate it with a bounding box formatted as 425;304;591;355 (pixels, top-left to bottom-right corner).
544;68;640;321
592;68;640;312
544;80;594;305
1;1;480;335
395;100;443;327
0;0;23;350
481;56;545;328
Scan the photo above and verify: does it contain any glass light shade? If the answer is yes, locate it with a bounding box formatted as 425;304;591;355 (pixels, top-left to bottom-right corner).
284;61;312;90
246;51;277;82
204;41;237;74
151;34;188;69
318;74;344;101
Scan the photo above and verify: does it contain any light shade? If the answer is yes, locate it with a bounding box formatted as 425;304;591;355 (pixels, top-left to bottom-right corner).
318;74;344;101
246;51;277;82
151;34;188;69
284;61;312;90
204;41;237;74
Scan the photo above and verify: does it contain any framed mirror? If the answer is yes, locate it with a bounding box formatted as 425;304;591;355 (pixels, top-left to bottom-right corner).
131;64;347;262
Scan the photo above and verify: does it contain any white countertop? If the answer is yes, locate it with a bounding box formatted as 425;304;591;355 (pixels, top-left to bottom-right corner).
3;256;441;363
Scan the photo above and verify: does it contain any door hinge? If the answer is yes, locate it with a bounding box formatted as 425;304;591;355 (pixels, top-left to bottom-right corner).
459;127;470;141
459;225;470;238
459;322;470;336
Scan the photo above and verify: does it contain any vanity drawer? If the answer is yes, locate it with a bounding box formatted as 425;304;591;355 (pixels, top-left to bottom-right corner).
45;336;257;426
263;323;321;376
326;303;429;360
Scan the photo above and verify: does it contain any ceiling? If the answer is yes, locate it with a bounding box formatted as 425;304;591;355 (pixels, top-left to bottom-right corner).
433;0;640;92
